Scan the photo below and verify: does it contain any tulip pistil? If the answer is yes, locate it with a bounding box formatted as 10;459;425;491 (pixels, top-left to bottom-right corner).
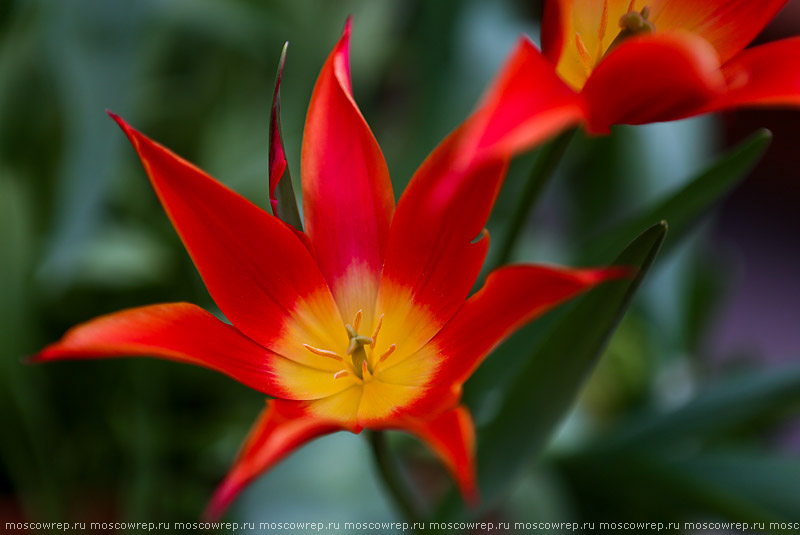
345;309;375;380
606;5;655;56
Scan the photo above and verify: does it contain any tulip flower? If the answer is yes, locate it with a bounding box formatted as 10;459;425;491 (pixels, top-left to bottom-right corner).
35;21;624;519
540;0;800;132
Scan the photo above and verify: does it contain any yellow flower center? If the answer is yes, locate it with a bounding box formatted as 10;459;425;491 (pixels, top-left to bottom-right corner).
274;280;442;426
302;309;397;384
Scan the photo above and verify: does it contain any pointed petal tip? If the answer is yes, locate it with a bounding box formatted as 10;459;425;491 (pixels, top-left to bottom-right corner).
203;481;236;522
106;109;125;128
336;16;353;61
277;43;289;74
106;111;137;141
463;485;480;508
22;353;42;365
27;343;63;364
338;17;353;56
586;265;635;283
277;46;288;81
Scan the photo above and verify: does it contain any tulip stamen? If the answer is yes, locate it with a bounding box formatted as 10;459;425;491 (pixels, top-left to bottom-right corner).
377;344;396;365
333;370;349;380
303;344;344;362
575;33;593;72
371;314;384;348
596;0;609;64
352;309;362;332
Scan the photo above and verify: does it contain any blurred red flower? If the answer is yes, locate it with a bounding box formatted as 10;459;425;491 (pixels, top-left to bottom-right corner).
540;0;800;132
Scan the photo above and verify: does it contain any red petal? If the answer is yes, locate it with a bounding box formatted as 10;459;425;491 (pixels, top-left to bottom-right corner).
204;400;343;520
581;32;725;132
109;113;340;352
34;303;285;397
711;37;800;110
301;19;394;322
377;136;501;362
399;406;478;504
651;0;789;65
377;39;583;360
431;265;628;386
457;38;584;162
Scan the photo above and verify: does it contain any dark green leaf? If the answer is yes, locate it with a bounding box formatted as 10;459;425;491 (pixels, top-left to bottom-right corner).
558;450;799;524
597;363;800;451
580;129;771;263
668;452;800;521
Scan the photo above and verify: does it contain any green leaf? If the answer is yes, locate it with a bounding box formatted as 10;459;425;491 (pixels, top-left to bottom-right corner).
668;452;800;521
438;222;667;518
558;450;800;524
580;129;771;264
553;364;800;524
596;363;800;451
268;41;303;231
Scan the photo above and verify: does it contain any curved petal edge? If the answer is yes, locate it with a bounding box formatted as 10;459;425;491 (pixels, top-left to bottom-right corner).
204;400;344;521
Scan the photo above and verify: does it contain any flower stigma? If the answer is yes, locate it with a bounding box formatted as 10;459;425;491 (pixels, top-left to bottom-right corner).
606;4;655;55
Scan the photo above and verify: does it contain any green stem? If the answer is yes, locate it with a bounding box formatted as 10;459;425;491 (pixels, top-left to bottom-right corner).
368;431;425;526
492;128;576;269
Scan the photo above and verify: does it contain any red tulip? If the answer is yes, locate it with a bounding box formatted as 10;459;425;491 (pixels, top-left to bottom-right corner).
541;0;800;132
35;20;624;519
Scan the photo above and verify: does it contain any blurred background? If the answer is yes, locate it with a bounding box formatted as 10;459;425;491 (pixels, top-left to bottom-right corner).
1;0;799;530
